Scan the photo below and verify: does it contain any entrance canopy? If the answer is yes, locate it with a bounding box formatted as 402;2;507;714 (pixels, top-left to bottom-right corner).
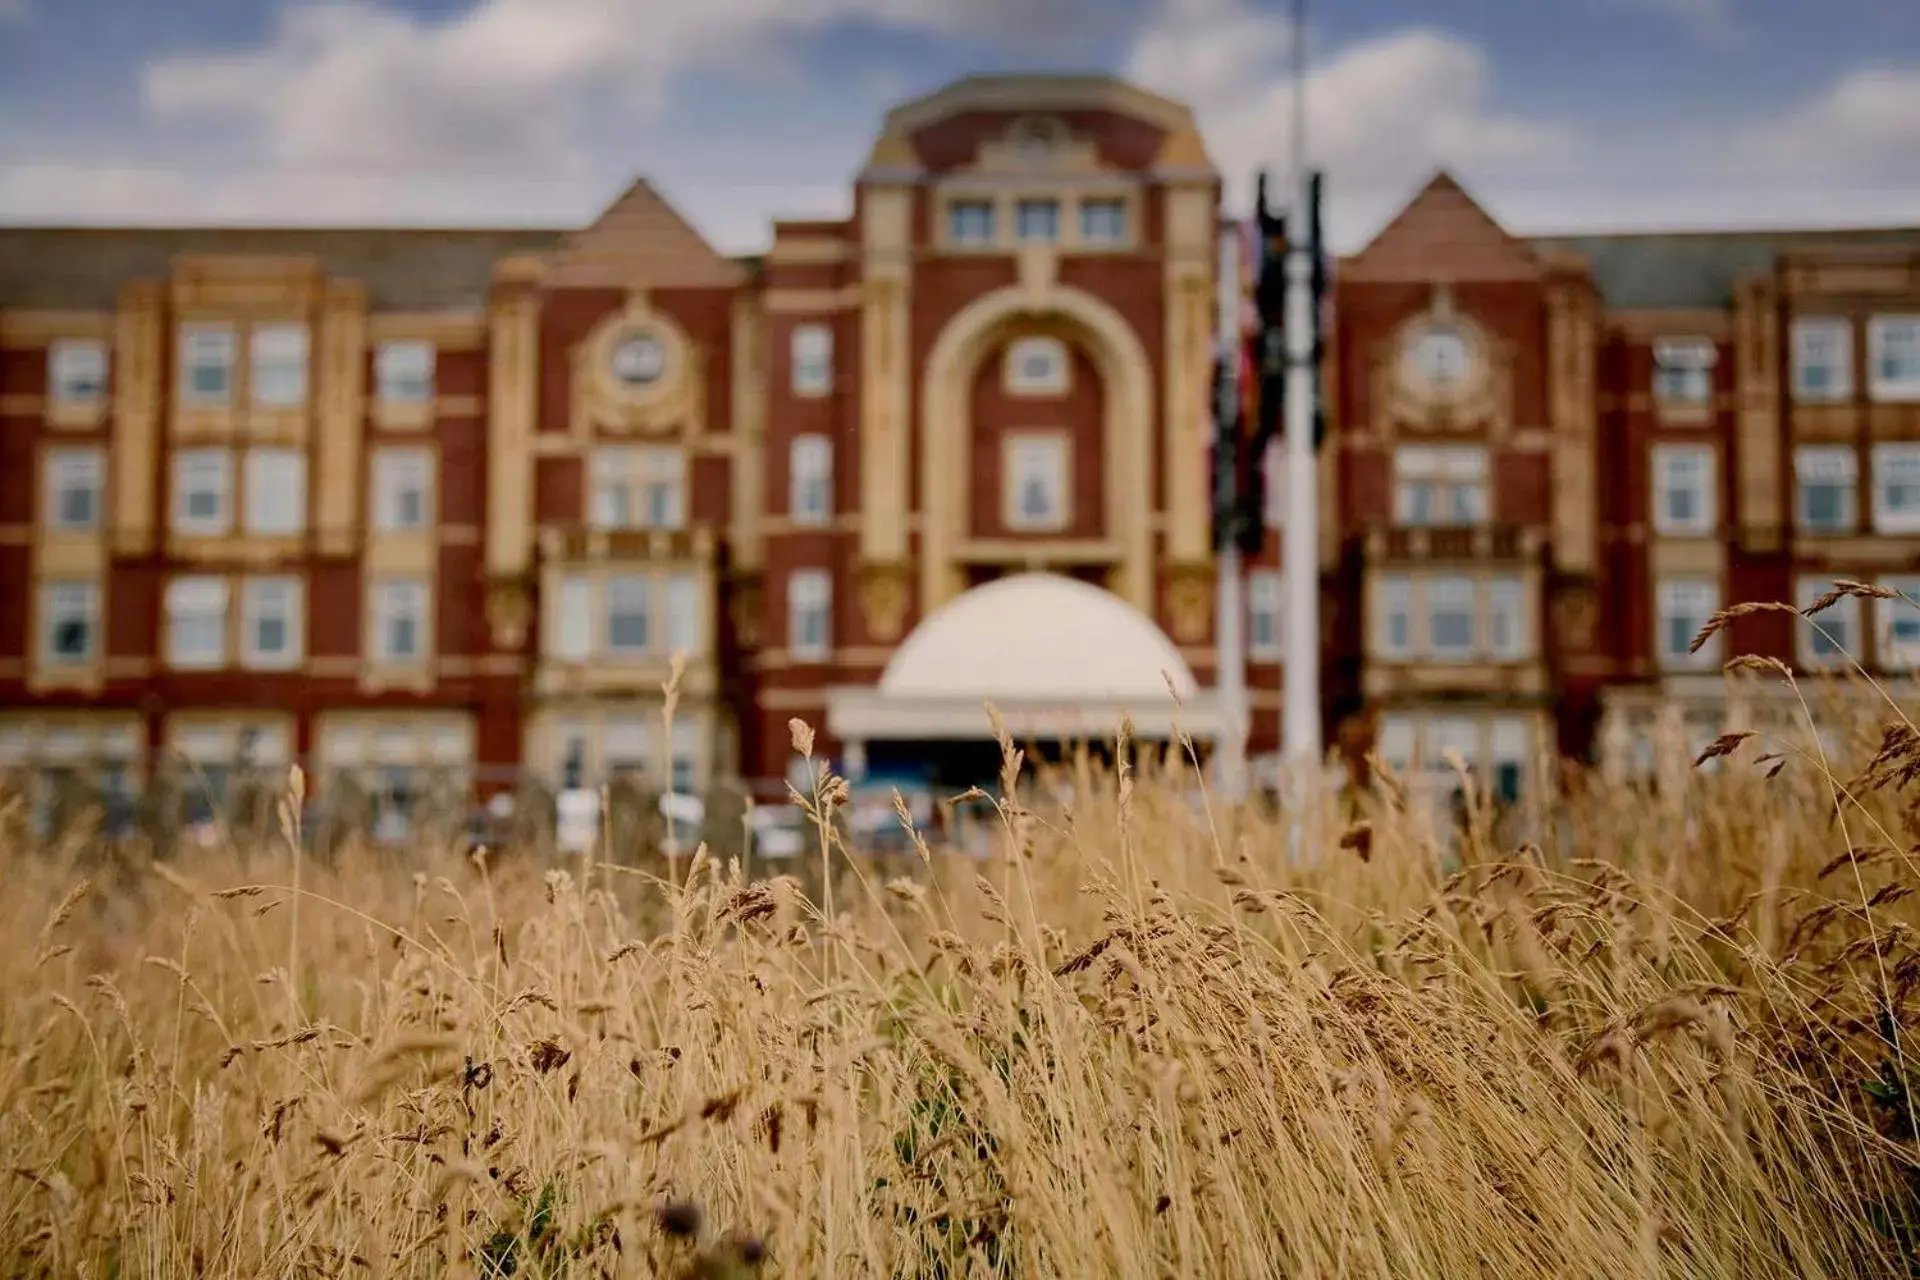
826;573;1227;741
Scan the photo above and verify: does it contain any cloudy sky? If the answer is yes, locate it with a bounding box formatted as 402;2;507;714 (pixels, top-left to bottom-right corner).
0;0;1915;252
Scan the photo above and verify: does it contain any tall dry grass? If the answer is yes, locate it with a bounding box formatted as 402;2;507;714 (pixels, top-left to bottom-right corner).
5;683;1920;1276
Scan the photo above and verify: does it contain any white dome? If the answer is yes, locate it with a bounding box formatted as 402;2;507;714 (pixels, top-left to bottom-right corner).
879;573;1199;703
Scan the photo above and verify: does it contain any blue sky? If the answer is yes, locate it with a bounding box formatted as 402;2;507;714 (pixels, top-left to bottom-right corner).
0;0;1915;252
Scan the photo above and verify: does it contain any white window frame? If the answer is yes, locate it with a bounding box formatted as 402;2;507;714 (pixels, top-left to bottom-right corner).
791;324;833;397
1873;443;1920;534
249;323;310;407
40;580;99;666
664;573;702;658
1868;314;1920;403
1426;575;1477;661
244;447;307;536
44;447;104;532
166;576;230;670
1248;571;1282;661
604;575;653;656
1487;575;1527;660
241;575;304;670
1651;444;1715;536
1079;198;1127;245
1004;433;1071;531
375;339;436;404
552;575;593;661
1015;198;1060;243
1657;576;1720;669
789;435;832;526
1652;336;1716;407
370;578;430;663
1005;336;1069;396
1792;317;1852;403
949;199;995;246
589;445;683;530
1375;574;1413;659
373;447;436;532
1794;445;1858;533
1393;446;1488;527
1876;575;1920;670
1796;575;1860;669
48;339;108;405
172;448;234;536
788;569;831;663
178;323;236;406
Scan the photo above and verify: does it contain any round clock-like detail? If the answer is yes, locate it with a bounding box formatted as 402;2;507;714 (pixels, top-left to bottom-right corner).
610;331;667;387
1403;322;1470;387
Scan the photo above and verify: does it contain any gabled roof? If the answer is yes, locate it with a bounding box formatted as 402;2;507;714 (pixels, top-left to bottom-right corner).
542;178;743;290
1342;171;1545;283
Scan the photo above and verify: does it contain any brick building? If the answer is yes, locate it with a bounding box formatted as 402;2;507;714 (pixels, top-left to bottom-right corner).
2;72;1918;834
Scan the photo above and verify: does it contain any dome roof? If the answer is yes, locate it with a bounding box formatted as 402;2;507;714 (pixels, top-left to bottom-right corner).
878;572;1198;703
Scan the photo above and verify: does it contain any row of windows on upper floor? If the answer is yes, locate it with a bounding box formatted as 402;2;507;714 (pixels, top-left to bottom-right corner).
1656;574;1920;671
1651;442;1920;537
37;566;708;674
945;196;1130;249
43;444;439;538
1639;318;1920;408
42;330;437;410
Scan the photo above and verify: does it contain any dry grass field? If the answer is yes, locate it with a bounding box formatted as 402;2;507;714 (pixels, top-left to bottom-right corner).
8;662;1920;1273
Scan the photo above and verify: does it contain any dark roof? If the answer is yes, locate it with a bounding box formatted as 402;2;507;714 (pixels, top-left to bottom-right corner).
1527;226;1920;310
0;227;567;312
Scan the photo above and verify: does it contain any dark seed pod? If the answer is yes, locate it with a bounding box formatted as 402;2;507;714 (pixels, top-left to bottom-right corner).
658;1199;703;1239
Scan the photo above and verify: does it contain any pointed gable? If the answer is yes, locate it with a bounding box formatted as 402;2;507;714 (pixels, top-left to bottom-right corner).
543;179;743;290
1342;172;1544;283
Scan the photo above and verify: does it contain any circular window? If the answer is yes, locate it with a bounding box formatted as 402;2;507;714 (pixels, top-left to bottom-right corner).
610;332;667;387
1404;324;1470;386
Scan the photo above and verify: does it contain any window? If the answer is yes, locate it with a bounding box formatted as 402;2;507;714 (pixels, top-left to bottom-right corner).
590;445;683;530
1394;447;1487;526
375;340;436;404
241;576;303;669
1376;575;1412;658
48;339;107;404
1792;318;1852;403
791;324;833;396
1652;444;1715;536
1877;576;1920;669
1795;446;1857;533
669;720;701;796
1797;575;1859;668
1015;199;1059;242
373;447;435;531
166;576;230;669
1005;336;1068;396
1428;576;1476;659
172;448;233;536
1080;198;1127;244
605;576;652;655
604;718;650;779
949;200;995;246
1652;336;1716;406
178;324;236;405
250;323;309;407
1657;576;1720;667
788;569;831;662
1488;576;1526;659
1377;716;1416;773
1873;444;1920;533
1248;571;1282;660
372;579;429;662
1489;717;1528;803
553;575;592;661
1004;434;1070;531
789;436;832;526
40;581;98;666
244;448;307;536
1868;315;1920;401
664;573;701;656
44;448;103;531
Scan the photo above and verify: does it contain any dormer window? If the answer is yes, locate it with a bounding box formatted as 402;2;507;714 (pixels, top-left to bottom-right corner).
1016;199;1059;243
950;201;995;246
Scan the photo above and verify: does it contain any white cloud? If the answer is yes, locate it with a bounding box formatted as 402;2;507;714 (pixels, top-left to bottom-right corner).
1125;8;1578;246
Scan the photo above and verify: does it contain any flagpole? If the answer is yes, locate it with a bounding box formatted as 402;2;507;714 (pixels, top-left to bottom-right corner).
1214;217;1249;802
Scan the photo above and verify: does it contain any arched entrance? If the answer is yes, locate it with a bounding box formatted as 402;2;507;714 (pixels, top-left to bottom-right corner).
826;572;1227;792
